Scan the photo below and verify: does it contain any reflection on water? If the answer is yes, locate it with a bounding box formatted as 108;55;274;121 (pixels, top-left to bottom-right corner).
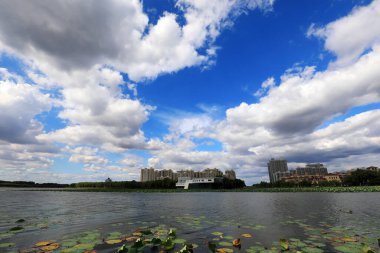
0;190;379;252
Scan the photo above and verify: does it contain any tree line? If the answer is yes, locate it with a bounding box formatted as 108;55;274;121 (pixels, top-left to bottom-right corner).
73;178;246;189
253;168;380;188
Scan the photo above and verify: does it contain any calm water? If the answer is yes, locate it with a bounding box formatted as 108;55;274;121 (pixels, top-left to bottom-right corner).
0;189;380;253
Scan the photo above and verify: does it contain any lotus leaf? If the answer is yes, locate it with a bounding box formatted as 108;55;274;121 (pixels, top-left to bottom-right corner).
212;232;223;236
241;233;253;238
125;236;140;242
141;230;153;235
168;229;176;237
177;243;194;253
208;242;217;253
162;237;175;250
35;241;54;247
334;245;362;253
73;243;95;250
116;244;129;253
105;239;123;244
61;240;78;247
41;243;60;251
219;241;233;247
174;238;187;244
362;244;374;253
280;239;289;251
301;247;323;253
9;226;23;232
0;242;15;248
216;248;233;253
151;238;162;245
132;238;145;248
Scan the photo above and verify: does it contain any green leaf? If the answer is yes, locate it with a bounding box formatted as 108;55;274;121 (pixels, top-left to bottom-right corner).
151;238;162;245
141;230;152;235
280;239;289;251
208;242;216;253
132;238;144;249
162;237;175;251
362;244;374;253
168;228;176;237
177;243;194;253
9;226;23;232
116;244;129;253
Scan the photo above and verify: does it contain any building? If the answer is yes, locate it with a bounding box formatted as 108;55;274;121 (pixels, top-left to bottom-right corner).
281;174;326;184
140;168;155;182
324;173;344;182
268;158;330;183
202;168;223;178
177;170;195;179
155;169;177;181
267;158;288;183
176;177;224;189
224;170;236;180
296;163;328;175
140;167;237;184
366;166;379;172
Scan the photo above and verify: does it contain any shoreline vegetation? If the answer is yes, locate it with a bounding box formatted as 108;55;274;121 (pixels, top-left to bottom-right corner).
2;169;380;192
2;186;380;192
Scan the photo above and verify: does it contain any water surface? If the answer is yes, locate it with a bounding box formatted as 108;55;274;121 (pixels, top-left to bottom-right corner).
0;189;379;252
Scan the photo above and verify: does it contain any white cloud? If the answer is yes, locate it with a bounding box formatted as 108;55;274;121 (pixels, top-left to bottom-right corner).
68;146;109;165
254;76;276;97
0;76;53;144
307;0;380;66
0;0;275;82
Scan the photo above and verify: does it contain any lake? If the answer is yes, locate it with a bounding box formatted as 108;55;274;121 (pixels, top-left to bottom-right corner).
0;189;379;253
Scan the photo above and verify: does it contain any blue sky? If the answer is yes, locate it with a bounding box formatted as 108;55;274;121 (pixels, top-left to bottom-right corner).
0;0;380;184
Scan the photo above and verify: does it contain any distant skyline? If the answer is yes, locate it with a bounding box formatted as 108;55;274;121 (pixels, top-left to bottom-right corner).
1;0;380;184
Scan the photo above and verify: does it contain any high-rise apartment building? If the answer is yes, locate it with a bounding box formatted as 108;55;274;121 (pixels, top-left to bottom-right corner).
267;158;288;183
224;170;236;180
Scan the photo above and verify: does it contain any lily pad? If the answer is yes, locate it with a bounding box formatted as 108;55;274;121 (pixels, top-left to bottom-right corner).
35;241;54;247
41;243;60;251
217;248;233;253
9;226;23;232
174;238;187;244
219;241;233;247
301;247;324;253
212;232;224;236
0;242;15;248
334;245;362;253
105;239;123;244
280;239;289;251
241;233;253;238
73;243;95;250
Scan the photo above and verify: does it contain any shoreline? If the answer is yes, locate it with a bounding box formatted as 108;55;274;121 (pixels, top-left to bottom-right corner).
3;185;380;192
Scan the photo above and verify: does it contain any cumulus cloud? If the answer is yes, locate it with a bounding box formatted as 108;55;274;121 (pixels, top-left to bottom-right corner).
68;146;109;165
307;0;380;66
0;0;275;82
0;73;53;144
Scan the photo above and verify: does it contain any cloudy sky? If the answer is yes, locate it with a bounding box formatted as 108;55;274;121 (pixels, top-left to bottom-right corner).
1;0;380;184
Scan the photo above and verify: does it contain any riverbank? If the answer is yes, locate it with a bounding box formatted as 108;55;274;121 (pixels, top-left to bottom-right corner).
7;185;380;192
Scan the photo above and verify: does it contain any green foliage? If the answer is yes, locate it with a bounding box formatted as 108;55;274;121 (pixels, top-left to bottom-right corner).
280;239;289;250
0;180;69;188
168;228;176;237
343;169;380;186
162;237;175;250
177;243;194;253
208;242;216;253
73;178;177;189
